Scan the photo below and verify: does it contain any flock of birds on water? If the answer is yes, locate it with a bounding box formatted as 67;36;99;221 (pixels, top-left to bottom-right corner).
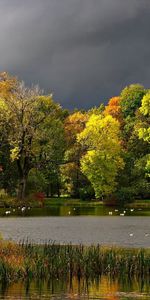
107;208;149;237
109;208;135;216
3;206;149;238
5;206;30;215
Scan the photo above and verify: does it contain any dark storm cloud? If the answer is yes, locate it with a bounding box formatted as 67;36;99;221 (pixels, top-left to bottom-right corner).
0;0;150;109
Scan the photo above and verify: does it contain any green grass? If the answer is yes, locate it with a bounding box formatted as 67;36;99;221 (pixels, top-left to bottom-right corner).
0;193;149;209
0;241;149;283
45;197;150;209
127;199;150;208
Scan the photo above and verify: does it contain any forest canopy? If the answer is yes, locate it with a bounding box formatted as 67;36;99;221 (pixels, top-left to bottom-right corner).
0;72;149;203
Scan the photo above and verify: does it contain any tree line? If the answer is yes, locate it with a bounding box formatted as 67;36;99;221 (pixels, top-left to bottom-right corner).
0;72;149;203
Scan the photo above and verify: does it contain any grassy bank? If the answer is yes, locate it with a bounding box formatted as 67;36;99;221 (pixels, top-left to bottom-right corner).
0;195;104;209
127;199;150;208
45;197;103;207
1;195;150;209
0;241;149;283
0;189;150;209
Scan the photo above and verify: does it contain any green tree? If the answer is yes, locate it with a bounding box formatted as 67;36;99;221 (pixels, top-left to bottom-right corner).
120;84;146;118
0;141;18;194
0;73;62;200
37;118;66;197
115;84;149;201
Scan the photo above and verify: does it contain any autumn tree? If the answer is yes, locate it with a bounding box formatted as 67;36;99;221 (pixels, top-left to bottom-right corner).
0;73;62;200
0;73;18;194
88;103;105;115
62;111;88;197
104;96;122;122
78;114;124;198
138;92;150;143
138;93;150;177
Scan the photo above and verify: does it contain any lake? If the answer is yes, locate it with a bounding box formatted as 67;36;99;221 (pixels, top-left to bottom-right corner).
0;204;149;299
0;216;149;247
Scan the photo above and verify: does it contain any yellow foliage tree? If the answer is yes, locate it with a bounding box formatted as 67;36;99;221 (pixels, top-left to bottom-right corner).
78;114;124;198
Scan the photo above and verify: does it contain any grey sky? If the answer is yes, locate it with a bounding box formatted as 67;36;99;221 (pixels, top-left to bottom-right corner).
0;0;150;109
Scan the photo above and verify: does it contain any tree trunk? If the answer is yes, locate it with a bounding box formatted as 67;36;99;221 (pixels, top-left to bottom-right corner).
74;158;80;198
57;179;60;197
50;182;53;197
17;175;27;201
17;157;30;201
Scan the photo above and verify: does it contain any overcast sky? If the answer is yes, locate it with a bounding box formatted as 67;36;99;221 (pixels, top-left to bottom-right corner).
0;0;150;109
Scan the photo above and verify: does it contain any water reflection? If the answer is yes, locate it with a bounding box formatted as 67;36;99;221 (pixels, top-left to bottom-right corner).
0;205;150;217
0;276;149;300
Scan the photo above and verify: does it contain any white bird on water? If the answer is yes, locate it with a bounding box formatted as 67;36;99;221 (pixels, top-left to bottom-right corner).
5;211;11;215
129;233;134;237
21;207;26;212
109;212;112;215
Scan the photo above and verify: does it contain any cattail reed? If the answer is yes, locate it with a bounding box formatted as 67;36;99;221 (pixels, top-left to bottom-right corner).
0;241;149;283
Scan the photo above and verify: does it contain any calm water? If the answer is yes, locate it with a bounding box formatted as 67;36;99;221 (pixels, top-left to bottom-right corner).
0;205;149;299
0;204;150;217
0;276;150;300
0;216;149;247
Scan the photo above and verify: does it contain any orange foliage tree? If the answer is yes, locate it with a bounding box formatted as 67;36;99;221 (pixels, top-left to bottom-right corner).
104;96;122;122
61;111;88;197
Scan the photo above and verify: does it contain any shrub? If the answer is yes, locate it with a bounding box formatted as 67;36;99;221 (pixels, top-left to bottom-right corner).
79;186;95;201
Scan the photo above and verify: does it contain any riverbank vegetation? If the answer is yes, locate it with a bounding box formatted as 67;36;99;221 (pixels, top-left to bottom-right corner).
0;240;149;283
0;72;149;205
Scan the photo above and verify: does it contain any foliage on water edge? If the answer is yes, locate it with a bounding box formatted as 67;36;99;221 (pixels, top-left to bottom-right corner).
0;241;149;283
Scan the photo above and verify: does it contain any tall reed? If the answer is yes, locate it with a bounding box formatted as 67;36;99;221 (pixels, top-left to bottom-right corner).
0;241;149;283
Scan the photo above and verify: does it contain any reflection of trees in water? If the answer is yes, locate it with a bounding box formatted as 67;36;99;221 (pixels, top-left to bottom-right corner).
0;276;149;299
88;276;119;300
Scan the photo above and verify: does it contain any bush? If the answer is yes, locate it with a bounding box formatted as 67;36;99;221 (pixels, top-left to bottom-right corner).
79;186;95;200
115;187;134;206
0;189;16;207
26;169;47;195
